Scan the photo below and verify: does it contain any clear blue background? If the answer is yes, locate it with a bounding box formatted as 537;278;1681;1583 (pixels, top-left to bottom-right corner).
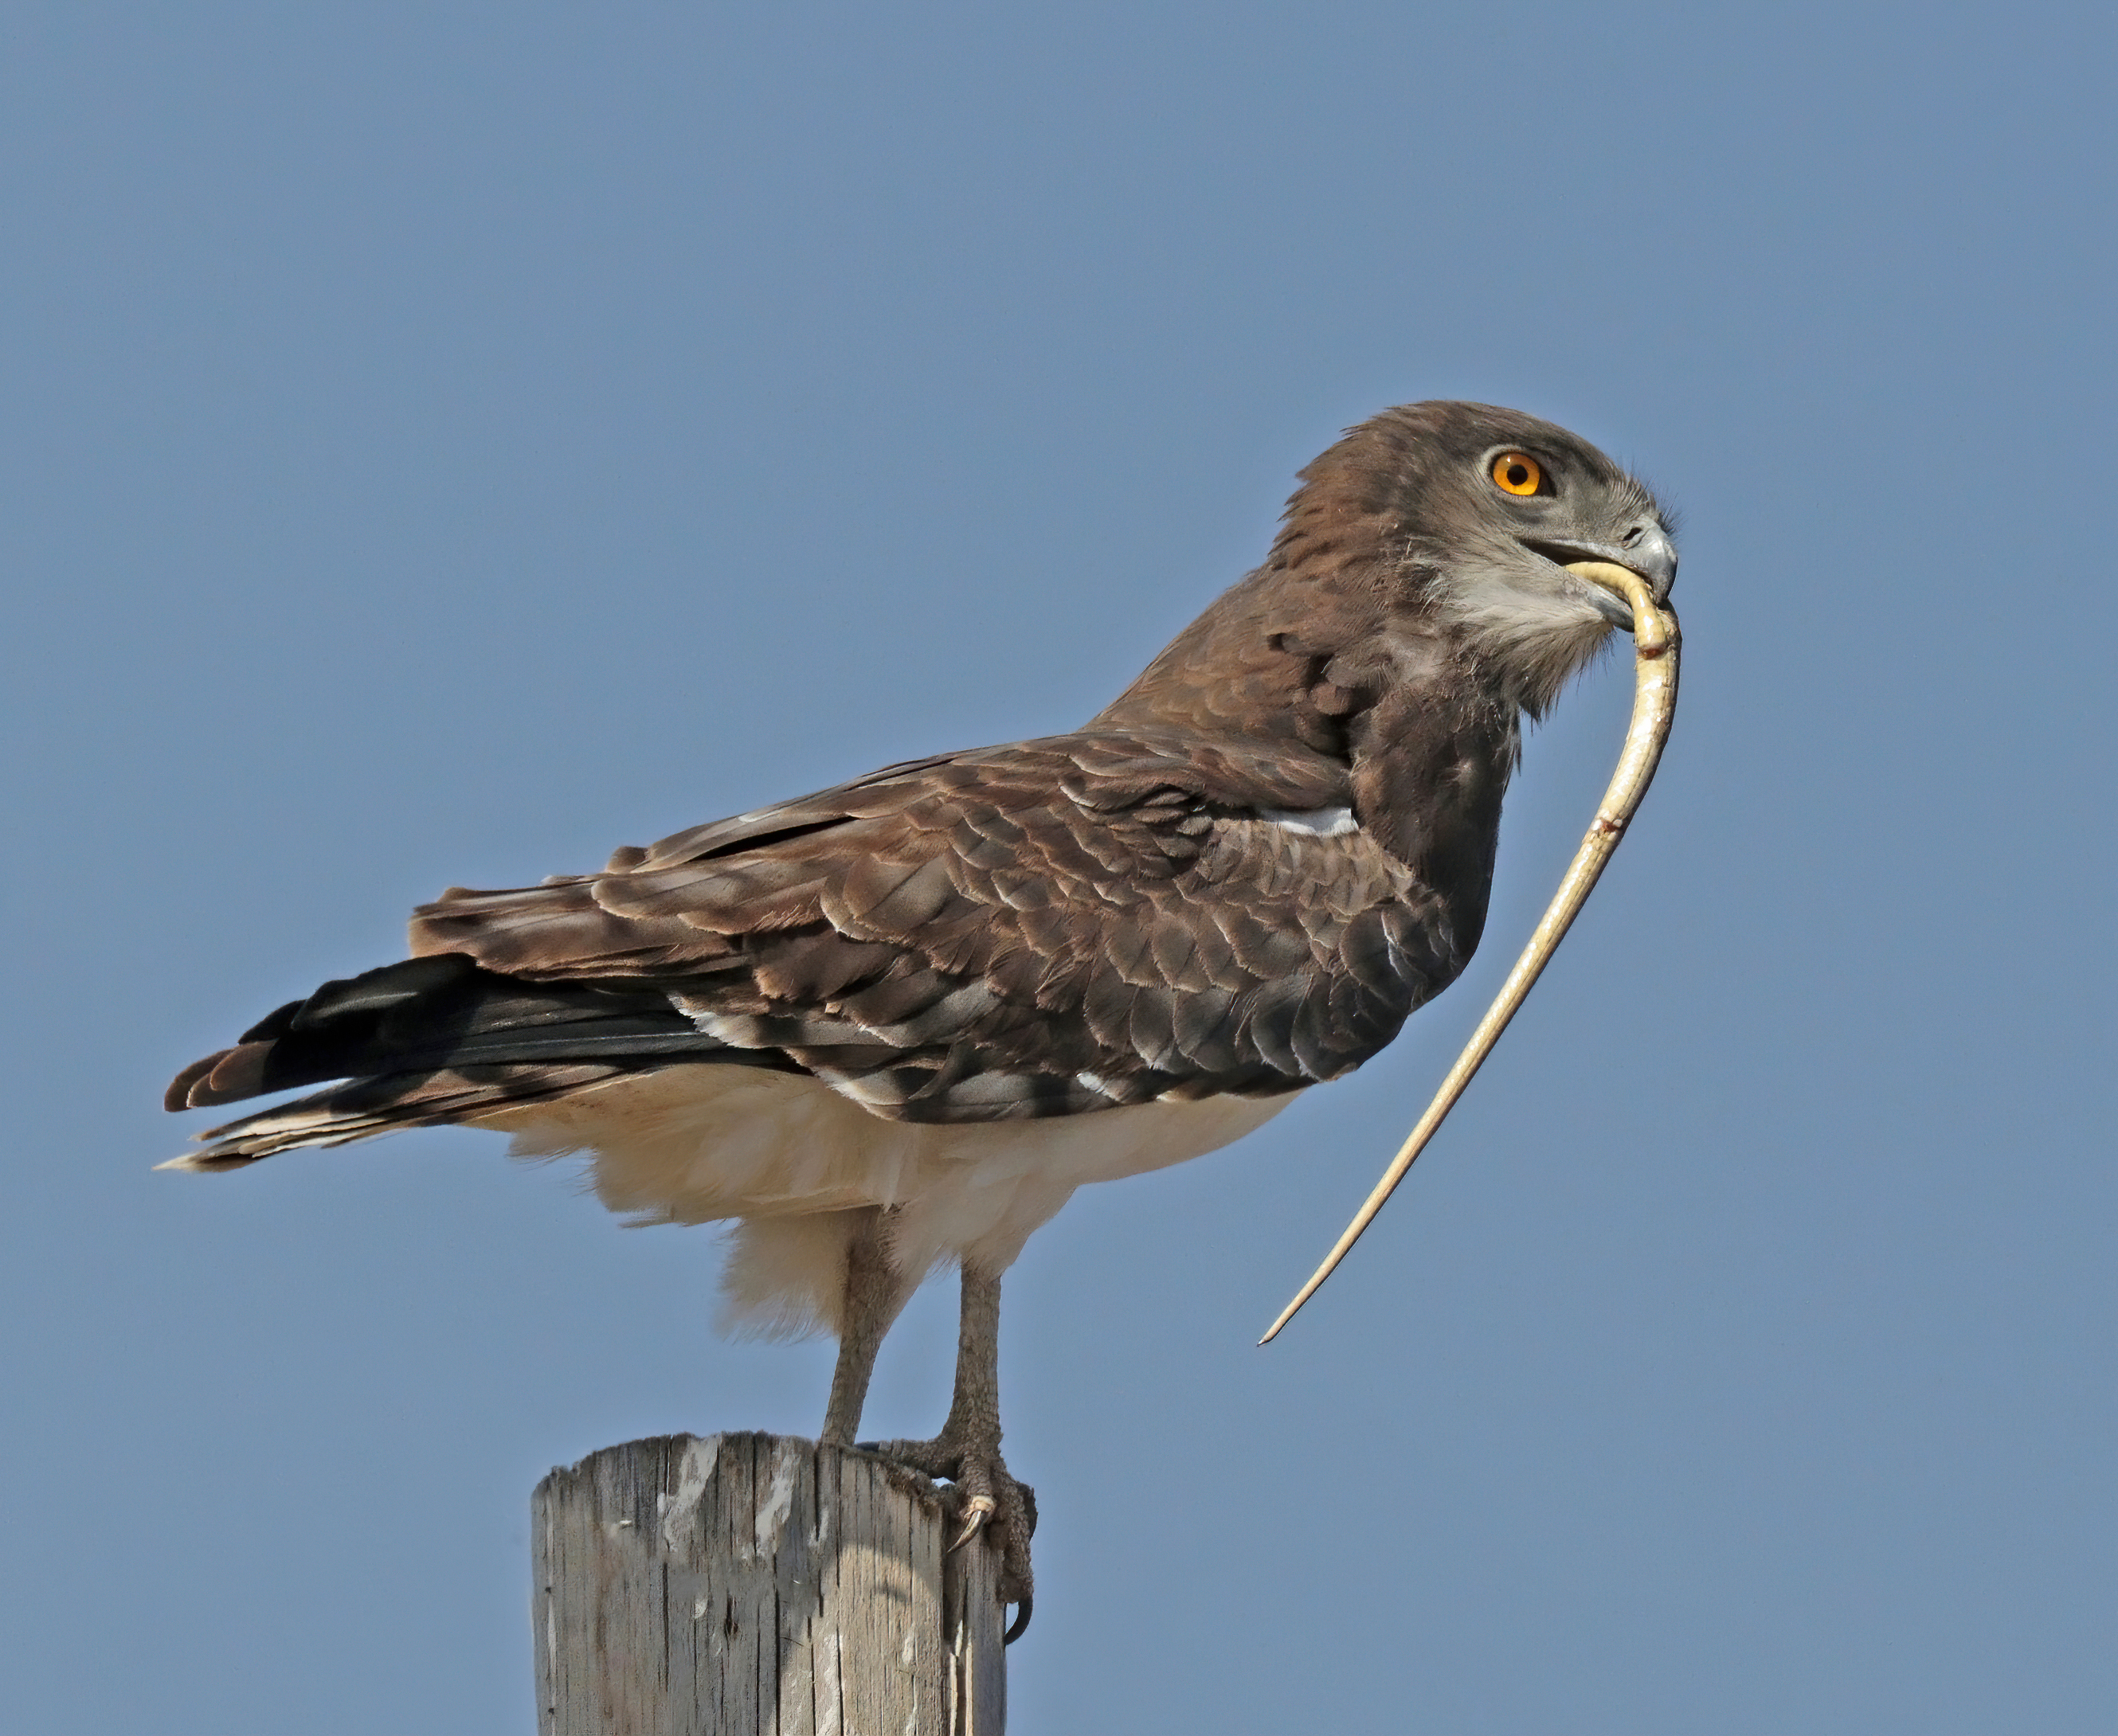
6;3;2112;1730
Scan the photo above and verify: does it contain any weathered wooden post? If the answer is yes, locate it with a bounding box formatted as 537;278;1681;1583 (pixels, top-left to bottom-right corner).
533;1433;1008;1735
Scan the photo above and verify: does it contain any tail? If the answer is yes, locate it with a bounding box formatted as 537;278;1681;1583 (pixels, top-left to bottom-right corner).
162;952;750;1170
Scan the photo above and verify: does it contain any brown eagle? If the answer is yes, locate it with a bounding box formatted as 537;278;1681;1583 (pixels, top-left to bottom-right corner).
165;401;1678;1635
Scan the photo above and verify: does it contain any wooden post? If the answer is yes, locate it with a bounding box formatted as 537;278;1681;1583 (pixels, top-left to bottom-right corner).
532;1433;1008;1736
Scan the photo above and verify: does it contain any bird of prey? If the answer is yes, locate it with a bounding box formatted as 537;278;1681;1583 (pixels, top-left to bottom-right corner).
165;401;1677;1637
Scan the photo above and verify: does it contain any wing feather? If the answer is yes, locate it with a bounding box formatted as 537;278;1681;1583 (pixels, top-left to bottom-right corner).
369;728;1472;1121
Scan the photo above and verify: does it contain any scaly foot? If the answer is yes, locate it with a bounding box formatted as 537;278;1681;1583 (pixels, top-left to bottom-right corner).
860;1429;1037;1640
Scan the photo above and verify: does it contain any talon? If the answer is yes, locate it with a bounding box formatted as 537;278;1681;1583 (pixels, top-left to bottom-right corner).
949;1493;998;1550
863;1422;1034;1624
1004;1595;1033;1644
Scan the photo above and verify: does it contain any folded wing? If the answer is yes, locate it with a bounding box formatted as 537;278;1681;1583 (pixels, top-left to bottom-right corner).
169;729;1469;1163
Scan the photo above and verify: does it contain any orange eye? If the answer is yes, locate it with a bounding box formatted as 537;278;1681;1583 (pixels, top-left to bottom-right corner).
1490;452;1543;496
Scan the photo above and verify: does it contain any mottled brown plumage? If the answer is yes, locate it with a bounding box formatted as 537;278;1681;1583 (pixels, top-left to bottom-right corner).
163;400;1678;1633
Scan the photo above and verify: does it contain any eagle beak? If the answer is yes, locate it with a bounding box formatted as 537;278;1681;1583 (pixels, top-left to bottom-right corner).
1260;564;1679;1343
1564;559;1676;656
1586;581;1646;632
1525;525;1679;629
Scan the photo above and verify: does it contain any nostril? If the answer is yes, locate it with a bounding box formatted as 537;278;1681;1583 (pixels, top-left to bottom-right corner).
1621;524;1645;547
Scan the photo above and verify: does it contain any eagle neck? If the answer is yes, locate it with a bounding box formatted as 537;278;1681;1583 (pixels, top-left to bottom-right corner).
1092;556;1520;962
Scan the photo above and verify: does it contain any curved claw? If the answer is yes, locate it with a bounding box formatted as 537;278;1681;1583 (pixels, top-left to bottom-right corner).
854;1435;1036;1635
949;1493;998;1552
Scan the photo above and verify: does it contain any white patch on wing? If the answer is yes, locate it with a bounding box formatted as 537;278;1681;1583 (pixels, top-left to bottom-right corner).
472;1064;1298;1337
1259;805;1357;836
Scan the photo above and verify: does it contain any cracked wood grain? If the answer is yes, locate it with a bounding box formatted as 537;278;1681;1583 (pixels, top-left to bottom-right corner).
533;1433;1006;1735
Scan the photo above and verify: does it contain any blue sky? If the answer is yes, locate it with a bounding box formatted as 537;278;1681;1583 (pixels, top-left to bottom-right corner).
6;3;2114;1730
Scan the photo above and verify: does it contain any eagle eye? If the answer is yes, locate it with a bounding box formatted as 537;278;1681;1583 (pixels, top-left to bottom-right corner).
1490;452;1544;496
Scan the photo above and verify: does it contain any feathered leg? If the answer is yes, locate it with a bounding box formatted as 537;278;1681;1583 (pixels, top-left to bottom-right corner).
820;1206;914;1448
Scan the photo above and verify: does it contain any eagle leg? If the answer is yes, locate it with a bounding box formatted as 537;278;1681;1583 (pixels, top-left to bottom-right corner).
863;1261;1038;1639
820;1206;914;1449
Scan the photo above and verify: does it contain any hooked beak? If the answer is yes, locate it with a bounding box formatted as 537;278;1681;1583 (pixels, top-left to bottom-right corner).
1525;524;1678;631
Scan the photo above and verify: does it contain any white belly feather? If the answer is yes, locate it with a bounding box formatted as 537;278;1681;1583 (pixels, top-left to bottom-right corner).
473;1065;1296;1337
